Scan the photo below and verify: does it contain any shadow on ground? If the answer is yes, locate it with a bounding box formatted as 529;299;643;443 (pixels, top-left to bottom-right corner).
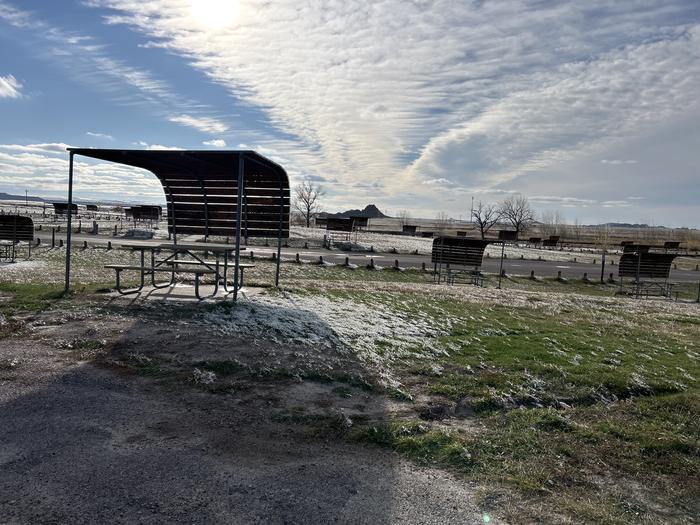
0;296;480;523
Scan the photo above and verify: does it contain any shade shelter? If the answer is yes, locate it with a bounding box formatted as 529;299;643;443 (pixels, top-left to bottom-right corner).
618;244;678;298
432;236;491;285
64;149;290;298
53;203;79;216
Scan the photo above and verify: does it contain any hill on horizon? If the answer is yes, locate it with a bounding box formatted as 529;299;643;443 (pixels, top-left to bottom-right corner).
319;204;388;219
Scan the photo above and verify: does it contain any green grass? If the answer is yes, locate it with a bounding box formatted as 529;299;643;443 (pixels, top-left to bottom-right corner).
342;291;700;523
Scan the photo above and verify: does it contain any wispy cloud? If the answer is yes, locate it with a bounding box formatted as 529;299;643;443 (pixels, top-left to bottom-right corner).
0;74;21;98
202;138;226;148
85;0;700;211
0;1;227;135
135;141;182;151
86;131;114;141
169;115;228;134
601;159;637;165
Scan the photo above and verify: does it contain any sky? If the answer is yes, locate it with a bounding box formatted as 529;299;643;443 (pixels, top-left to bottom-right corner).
0;0;698;227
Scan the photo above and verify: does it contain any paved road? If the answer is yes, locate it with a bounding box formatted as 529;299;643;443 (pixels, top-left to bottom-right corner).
36;230;700;283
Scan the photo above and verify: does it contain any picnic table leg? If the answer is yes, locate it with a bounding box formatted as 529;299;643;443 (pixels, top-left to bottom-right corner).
221;251;230;292
150;248;175;289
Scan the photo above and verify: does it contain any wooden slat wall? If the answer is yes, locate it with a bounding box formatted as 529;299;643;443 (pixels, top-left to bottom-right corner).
498;230;517;241
619;253;677;279
159;171;290;239
431;237;490;267
326;218;353;232
131;205;162;221
0;215;34;242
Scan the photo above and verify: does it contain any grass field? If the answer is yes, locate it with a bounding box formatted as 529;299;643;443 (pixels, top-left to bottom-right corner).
1;248;699;523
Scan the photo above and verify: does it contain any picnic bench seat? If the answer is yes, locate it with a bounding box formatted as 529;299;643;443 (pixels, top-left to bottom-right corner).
104;263;218;299
0;215;34;262
159;259;256;289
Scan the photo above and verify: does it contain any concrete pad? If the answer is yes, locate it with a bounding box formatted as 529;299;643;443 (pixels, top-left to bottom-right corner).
108;283;267;303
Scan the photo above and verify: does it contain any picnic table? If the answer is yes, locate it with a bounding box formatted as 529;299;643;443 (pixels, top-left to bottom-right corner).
106;240;254;299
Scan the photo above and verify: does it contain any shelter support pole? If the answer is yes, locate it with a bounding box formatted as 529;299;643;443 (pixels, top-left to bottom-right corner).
275;182;283;287
233;155;244;301
64;152;74;294
497;241;505;289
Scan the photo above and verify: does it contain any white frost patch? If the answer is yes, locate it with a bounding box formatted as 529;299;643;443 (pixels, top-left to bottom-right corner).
205;291;455;387
0;260;47;279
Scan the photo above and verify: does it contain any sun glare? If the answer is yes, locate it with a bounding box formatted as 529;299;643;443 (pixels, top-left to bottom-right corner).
189;0;240;30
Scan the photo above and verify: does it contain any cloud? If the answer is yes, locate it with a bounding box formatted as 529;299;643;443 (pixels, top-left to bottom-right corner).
202;138;226;148
422;178;453;186
135;141;182;150
84;0;700;218
0;74;21;98
0;142;165;201
86;131;114;140
0;1;226;135
601;159;637;165
169;115;229;134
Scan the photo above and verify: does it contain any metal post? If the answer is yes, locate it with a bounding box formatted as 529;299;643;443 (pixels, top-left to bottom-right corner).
64;152;74;294
497;240;505;289
233;154;244;301
600;250;606;284
274;180;284;287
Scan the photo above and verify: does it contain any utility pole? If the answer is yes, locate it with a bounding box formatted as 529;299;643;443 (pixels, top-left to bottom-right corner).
25;189;28;207
470;196;474;223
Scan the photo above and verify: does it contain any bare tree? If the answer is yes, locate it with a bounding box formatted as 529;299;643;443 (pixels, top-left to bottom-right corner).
397;209;412;228
435;211;451;234
499;195;534;239
594;224;612;252
293;181;324;228
471;201;501;239
540;210;567;238
572;218;584;241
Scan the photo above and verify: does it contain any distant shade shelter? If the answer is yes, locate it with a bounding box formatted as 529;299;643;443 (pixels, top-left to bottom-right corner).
63;148;290;293
52;202;79;215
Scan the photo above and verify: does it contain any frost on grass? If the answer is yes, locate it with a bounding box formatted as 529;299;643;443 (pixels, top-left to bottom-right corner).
205;291;456;388
192;368;216;385
0;246;142;285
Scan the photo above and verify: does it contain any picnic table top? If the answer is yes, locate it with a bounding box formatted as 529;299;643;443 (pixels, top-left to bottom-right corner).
119;241;247;252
